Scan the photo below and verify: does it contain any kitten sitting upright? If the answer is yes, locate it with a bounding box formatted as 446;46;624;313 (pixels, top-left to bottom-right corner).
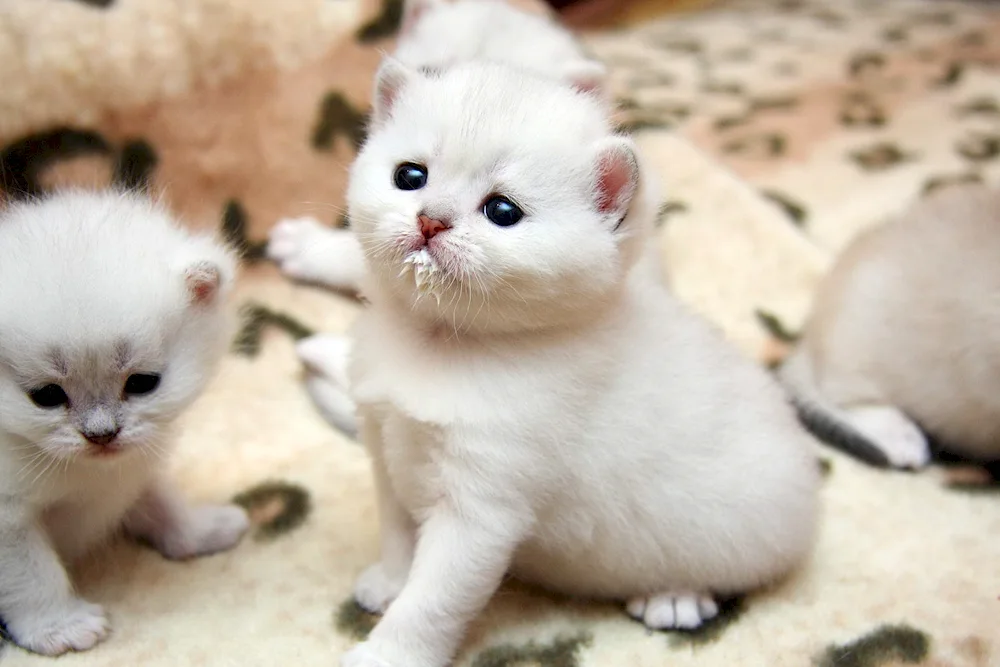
338;61;819;667
780;183;1000;469
266;0;606;295
0;191;249;656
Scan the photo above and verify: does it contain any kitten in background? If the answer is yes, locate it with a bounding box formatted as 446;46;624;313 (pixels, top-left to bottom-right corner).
338;61;818;667
266;0;607;295
0;191;249;655
781;183;1000;470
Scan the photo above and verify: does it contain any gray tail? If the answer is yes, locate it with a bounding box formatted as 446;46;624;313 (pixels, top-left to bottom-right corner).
778;348;891;469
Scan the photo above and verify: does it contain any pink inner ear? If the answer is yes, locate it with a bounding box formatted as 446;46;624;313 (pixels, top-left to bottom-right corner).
185;263;220;306
596;150;636;215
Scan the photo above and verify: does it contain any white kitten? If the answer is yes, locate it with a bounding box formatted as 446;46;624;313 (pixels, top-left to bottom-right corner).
0;191;249;656
338;61;819;667
780;184;1000;470
267;0;606;295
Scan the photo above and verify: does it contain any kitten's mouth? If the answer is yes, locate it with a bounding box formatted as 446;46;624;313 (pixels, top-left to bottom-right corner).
400;247;447;303
85;444;125;459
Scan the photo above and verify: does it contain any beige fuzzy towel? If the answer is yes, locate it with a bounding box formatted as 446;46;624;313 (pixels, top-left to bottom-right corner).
0;0;997;665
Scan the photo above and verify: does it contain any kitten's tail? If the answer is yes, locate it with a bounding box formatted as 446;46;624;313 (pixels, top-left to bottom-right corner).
778;347;891;468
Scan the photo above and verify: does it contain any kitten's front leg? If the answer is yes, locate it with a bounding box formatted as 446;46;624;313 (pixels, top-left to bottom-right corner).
342;509;525;667
0;506;109;655
123;476;249;560
353;411;416;614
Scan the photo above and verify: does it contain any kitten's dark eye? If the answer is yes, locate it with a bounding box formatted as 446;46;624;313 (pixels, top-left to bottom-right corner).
29;384;69;409
124;373;161;397
394;163;428;191
483;196;524;227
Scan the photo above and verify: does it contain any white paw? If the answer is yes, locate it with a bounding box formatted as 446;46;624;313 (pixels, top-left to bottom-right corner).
340;642;397;667
267;216;360;290
159;504;250;560
8;599;110;656
844;406;931;469
626;592;718;630
353;563;407;614
297;334;352;387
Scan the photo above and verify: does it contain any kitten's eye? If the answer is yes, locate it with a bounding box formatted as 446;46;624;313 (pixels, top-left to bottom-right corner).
483;196;524;227
124;373;161;397
29;384;69;409
394;163;428;191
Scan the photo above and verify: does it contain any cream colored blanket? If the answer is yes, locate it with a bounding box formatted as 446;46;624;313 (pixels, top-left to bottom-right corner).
0;0;997;664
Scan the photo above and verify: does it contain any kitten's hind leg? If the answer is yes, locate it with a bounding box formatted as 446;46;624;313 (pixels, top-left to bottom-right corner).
841;405;931;470
626;593;718;630
267;216;365;292
0;509;109;655
123;477;249;561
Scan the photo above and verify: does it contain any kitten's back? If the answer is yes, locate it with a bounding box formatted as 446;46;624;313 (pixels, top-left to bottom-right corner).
786;184;1000;459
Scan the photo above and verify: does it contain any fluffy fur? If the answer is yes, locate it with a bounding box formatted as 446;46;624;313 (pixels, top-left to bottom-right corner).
780;183;1000;469
337;61;819;667
270;0;617;436
0;191;249;656
267;0;606;296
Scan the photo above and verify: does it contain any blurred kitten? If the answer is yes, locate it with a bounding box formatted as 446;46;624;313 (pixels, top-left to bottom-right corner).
0;191;249;655
781;183;1000;469
338;60;818;667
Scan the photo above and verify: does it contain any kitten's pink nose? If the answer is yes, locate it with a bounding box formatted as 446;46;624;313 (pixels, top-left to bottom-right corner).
419;215;450;240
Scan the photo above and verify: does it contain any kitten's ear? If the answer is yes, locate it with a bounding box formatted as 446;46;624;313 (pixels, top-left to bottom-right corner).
401;0;442;35
591;137;640;220
372;58;416;127
184;262;223;306
563;60;607;97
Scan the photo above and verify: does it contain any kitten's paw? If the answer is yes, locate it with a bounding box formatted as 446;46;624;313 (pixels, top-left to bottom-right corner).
157;504;250;560
626;592;718;630
353;563;407;614
340;642;397;667
843;406;931;469
267;217;359;289
297;334;352;387
8;599;110;656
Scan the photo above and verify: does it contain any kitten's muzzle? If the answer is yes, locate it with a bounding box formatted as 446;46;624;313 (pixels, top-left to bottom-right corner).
418;214;450;240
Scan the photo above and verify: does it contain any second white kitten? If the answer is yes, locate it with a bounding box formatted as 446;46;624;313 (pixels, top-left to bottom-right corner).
338;61;819;667
0;191;249;656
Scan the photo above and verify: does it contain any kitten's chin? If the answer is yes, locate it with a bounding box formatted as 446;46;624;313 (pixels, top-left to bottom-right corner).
397;247;450;303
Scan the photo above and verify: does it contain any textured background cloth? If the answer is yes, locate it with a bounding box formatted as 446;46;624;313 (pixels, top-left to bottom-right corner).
0;0;998;665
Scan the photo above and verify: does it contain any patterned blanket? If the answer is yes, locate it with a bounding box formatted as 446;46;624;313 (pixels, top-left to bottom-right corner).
0;0;997;665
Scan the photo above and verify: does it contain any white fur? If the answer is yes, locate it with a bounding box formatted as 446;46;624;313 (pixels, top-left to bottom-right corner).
0;191;249;656
338;62;819;667
781;184;1000;467
267;0;607;298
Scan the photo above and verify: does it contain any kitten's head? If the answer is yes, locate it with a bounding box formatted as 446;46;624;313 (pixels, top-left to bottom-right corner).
348;60;654;334
394;0;606;96
0;191;237;462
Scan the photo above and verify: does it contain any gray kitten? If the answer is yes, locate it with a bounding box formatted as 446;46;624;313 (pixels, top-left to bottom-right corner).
0;191;249;655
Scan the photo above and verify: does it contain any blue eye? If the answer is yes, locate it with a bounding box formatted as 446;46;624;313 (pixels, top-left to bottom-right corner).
483;195;524;227
394;163;428;190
